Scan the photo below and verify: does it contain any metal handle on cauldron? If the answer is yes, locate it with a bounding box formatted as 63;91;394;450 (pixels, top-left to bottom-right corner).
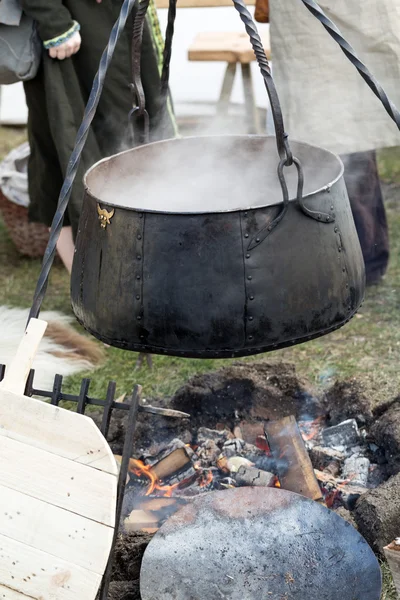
229;0;312;247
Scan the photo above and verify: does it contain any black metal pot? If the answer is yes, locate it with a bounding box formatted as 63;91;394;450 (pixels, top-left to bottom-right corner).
71;134;365;358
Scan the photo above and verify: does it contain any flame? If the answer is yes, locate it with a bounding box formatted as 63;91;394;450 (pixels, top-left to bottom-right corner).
129;459;179;497
274;478;281;488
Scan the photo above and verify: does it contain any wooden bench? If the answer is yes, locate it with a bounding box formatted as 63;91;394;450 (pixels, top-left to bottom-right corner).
156;0;270;133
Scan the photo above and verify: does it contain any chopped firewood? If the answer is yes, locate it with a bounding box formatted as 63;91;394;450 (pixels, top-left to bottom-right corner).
227;456;254;473
136;497;178;511
342;455;370;486
322;419;360;449
384;538;400;596
314;469;336;484
150;448;192;481
265;416;323;502
309;446;345;470
234;465;275;487
217;455;229;473
124;510;159;532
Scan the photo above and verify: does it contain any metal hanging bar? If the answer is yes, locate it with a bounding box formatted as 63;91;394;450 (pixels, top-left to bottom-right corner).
28;0;139;323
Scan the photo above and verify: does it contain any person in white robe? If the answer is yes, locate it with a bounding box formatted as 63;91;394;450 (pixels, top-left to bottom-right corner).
269;0;400;284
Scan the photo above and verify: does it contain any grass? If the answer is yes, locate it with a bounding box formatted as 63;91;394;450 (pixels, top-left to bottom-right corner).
1;126;399;598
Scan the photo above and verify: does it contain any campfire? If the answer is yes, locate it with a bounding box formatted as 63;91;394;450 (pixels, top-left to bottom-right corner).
120;376;389;533
98;362;400;600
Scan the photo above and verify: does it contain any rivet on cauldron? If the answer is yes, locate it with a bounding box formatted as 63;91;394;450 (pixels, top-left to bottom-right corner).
136;295;140;300
137;316;142;321
346;283;349;289
137;254;142;260
334;227;338;233
331;205;334;210
248;335;253;340
244;233;249;238
137;234;142;240
267;225;272;231
244;212;248;217
326;216;330;222
338;247;342;252
139;213;143;219
249;316;254;321
140;335;144;339
256;238;260;243
246;254;250;259
136;275;141;280
342;268;346;273
249;295;254;300
318;214;321;219
247;275;252;280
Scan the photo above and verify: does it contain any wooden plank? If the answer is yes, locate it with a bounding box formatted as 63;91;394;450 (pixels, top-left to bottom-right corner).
0;435;116;527
188;30;271;63
0;485;113;574
156;0;255;7
0;389;118;475
0;533;102;600
264;416;323;502
0;319;47;395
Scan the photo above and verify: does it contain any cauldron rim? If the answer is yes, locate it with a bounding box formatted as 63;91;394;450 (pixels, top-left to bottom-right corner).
84;134;344;215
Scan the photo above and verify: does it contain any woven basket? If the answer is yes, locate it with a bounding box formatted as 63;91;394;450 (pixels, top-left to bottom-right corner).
0;189;49;258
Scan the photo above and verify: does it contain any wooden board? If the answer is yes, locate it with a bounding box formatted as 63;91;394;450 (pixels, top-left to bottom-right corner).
188;30;271;63
0;319;118;599
265;415;323;502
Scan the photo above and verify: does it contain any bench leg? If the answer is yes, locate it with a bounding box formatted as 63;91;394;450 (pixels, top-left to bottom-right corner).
216;62;237;119
241;63;261;134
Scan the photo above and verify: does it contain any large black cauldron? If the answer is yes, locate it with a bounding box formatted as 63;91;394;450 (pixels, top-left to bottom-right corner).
70;135;365;358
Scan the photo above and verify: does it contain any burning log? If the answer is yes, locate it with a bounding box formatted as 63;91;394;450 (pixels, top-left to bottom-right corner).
309;446;345;470
314;469;368;510
342;455;370;486
383;538;400;596
150;447;192;481
265;416;323;502
234;465;276;487
226;456;254;473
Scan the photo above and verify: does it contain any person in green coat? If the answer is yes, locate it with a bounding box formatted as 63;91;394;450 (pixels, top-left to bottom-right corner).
21;0;177;271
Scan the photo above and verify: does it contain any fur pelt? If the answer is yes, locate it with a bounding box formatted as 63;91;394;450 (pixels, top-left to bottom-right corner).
0;306;104;390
